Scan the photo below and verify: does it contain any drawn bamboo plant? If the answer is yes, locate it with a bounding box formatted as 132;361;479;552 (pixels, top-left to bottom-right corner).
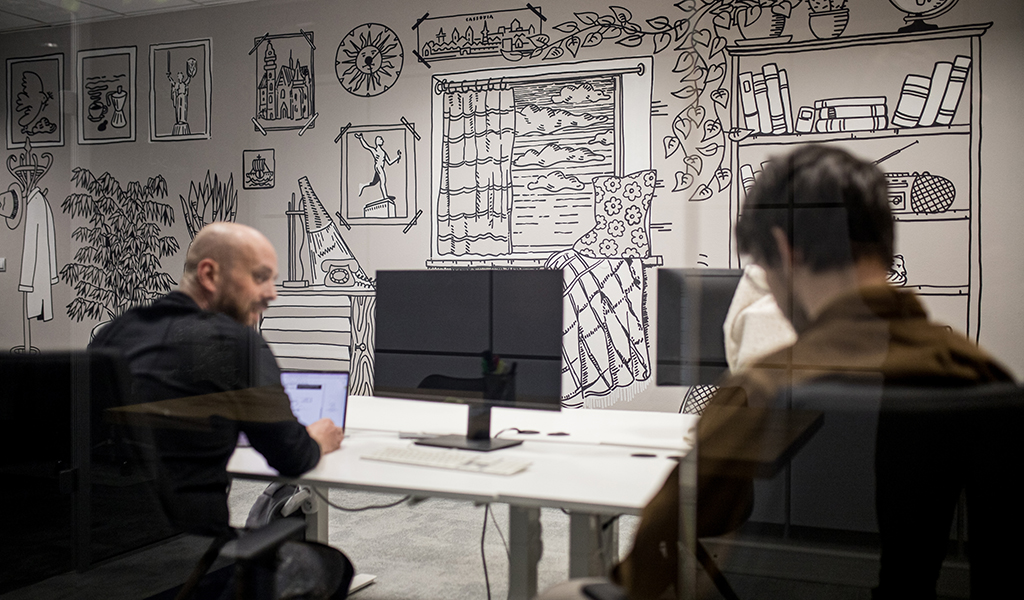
180;170;238;239
528;2;785;203
59;168;179;322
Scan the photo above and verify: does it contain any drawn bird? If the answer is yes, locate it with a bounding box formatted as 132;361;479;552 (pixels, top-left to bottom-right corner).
16;71;53;133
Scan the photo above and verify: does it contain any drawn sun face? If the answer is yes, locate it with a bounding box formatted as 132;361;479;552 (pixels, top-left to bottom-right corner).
336;23;403;97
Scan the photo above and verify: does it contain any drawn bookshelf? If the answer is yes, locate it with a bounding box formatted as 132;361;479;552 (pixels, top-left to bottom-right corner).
726;23;990;340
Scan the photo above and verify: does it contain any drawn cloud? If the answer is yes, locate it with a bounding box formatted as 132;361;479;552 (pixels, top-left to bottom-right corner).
526;170;586;192
514;142;605;167
516;104;609;136
588;130;614;146
552;83;611;104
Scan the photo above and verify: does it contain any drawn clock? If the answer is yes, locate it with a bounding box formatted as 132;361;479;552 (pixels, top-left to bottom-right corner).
335;23;404;97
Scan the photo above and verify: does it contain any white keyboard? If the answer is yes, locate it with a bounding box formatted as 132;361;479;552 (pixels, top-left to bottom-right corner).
361;446;531;476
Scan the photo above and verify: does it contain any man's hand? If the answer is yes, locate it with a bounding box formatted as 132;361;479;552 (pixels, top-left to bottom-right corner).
306;418;344;455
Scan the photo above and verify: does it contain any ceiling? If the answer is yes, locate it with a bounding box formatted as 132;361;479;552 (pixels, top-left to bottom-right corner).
0;0;255;34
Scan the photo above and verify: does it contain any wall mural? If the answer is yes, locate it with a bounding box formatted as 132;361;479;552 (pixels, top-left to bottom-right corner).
413;6;546;65
337;122;418;228
335;23;404;97
59;169;179;333
0;1;990;411
77;46;136;145
180;171;239;240
252;32;317;135
243;149;276;189
149;39;211;141
6;53;64;150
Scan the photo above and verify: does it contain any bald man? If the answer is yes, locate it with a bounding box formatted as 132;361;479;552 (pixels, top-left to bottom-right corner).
91;222;344;536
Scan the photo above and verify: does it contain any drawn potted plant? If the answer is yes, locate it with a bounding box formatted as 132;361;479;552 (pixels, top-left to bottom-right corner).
60;168;179;331
732;0;803;40
180;170;238;240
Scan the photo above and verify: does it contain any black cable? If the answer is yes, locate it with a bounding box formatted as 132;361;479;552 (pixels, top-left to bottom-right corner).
489;504;510;559
312;487;411;512
481;504;492;600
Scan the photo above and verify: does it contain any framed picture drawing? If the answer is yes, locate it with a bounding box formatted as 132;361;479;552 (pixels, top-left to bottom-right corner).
149;39;211;141
340;123;416;225
6;53;64;149
253;32;315;133
78;46;136;145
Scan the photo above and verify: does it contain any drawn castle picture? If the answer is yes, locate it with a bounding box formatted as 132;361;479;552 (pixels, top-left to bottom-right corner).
257;42;311;122
253;32;316;132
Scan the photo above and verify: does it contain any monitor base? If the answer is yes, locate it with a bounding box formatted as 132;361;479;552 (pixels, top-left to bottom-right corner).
415;435;523;452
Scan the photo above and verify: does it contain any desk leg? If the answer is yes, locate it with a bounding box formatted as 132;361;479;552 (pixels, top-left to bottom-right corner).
508;506;541;600
569;513;618;578
305;486;329;543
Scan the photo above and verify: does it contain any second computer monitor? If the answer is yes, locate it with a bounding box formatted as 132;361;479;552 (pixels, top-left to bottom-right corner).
374;269;564;411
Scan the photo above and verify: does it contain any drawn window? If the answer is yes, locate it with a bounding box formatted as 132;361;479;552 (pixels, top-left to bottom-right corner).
429;58;652;266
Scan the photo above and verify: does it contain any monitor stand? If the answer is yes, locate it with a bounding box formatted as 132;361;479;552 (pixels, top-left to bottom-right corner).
414;403;523;452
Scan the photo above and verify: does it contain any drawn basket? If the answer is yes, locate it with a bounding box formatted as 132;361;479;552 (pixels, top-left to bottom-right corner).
910;172;956;214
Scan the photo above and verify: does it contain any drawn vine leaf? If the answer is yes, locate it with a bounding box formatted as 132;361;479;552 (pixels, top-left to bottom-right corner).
617;34;644;48
647;16;671;30
582;31;603;47
653;32;673;54
674;0;696;15
673;171;694;192
664;136;681;159
674;19;691;41
610;6;633;23
543;45;565;60
575;11;600;25
554;21;580;34
566;36;582;57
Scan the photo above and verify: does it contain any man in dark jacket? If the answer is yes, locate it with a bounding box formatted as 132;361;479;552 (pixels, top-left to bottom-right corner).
91;221;344;536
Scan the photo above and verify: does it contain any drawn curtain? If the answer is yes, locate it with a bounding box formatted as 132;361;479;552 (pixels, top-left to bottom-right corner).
436;83;515;256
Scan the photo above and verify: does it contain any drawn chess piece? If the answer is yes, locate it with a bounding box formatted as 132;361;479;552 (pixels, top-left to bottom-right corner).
106;85;128;129
354;133;401;218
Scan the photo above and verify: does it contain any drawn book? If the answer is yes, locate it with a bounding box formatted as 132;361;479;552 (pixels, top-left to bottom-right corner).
779;69;794;134
892;74;932;128
738;71;759;131
935;55;971;126
817;104;887;119
762;63;787;134
751;72;772;134
814;116;888;133
917;61;953;127
814;97;887;108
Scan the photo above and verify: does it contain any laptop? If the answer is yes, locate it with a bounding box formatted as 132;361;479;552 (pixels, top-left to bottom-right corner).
238;371;350;448
281;370;350;430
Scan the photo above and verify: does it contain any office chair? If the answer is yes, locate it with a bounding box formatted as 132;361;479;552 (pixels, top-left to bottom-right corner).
745;380;1023;598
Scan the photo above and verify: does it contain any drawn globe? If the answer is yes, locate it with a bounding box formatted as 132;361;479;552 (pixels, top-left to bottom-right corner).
888;0;959;31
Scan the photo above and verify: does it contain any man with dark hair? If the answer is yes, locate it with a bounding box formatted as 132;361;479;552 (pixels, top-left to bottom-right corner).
538;145;1013;600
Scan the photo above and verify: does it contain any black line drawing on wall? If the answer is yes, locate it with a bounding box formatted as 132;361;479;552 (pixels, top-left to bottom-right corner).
429;57;656;408
258;177;377;392
724;18;989;341
6;139;54;353
180;171;238;239
253;32;316;133
415;7;545;63
149;39;211;141
243;149;275;189
6;53;64;150
335;23;403;97
59;168;179;335
339;124;416;225
77;46;136;145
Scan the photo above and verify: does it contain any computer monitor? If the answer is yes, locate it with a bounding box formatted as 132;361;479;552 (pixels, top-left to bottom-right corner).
374;269;564;451
656;268;744;386
281;371;350;430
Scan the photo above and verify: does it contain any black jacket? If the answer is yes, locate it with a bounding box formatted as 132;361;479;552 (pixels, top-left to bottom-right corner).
91;291;320;536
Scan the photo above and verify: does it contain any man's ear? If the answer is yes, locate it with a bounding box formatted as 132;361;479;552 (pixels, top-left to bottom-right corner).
194;258;220;294
770;227;794;273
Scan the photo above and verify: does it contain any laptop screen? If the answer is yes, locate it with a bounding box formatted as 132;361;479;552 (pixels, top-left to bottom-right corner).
281;371;350;430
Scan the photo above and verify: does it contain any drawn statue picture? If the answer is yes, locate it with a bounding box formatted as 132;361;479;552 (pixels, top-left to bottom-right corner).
149;39;211;141
77;47;136;145
6;53;64;149
253;32;316;133
340;124;415;224
335;23;403;97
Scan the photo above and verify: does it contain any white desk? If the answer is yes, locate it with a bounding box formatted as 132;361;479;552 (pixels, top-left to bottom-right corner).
228;396;695;600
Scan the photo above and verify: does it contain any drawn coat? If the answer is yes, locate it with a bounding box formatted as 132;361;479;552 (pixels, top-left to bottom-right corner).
19;188;58;321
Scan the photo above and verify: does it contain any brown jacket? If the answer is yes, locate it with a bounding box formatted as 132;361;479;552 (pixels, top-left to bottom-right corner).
613;285;1013;599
